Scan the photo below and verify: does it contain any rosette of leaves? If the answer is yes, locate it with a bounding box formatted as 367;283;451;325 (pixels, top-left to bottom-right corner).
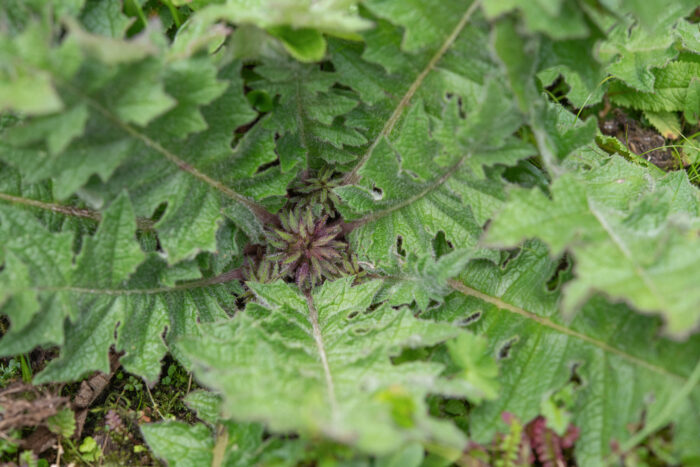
266;207;350;287
288;167;343;215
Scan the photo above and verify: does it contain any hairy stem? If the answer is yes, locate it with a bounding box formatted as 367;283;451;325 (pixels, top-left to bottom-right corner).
0;191;155;230
32;266;245;296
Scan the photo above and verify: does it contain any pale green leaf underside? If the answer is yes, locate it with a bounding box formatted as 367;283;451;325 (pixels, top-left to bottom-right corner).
486;157;700;336
609;61;700;112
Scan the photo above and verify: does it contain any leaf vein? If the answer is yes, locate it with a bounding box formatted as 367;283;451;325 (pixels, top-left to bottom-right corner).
448;279;684;381
342;0;481;185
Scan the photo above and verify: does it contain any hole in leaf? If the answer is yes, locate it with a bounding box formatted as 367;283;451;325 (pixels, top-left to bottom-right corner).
255;158;280;174
546;254;573;291
500;248;521;269
569;363;583;387
456;311;482;327
403;169;420;180
346;310;359;320
371;185;383;200
498;336;519;360
353;327;369;336
545;75;571;105
151;202;168;222
396;236;406;257
457;96;466;118
432;231;454;257
364;302;381;315
320;60;336;72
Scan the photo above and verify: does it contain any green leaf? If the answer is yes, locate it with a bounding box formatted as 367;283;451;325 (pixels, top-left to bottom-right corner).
108;60;176;126
644;110;681;140
141;422;214;467
0;206;75;349
685;77;700;125
482;0;589;39
381;249;475;312
536;33;607;108
598;7;694;92
242;57;365;170
609;61;700;112
446;333;500;402
363;0;478;51
486;157;700;336
491;16;540;113
185;390;223;426
177;278;495;454
437;241;700;466
26;193;144;382
0;23;66;115
180;0;370;63
74;192;145;288
47;407;76;438
143;418;303;467
80;0;131;38
335;76;524;269
267;26;326;62
0;15;262;264
0;183;239;384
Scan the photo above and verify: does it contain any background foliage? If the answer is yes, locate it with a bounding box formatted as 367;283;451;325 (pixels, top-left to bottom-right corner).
0;0;699;465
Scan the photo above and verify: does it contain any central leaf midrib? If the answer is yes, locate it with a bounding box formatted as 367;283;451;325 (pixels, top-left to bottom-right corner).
448;279;686;381
587;199;667;310
60;81;262;211
305;292;339;419
32;268;244;296
342;0;482;185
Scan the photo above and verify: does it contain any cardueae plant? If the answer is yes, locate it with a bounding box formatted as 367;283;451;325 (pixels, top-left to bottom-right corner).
0;0;699;466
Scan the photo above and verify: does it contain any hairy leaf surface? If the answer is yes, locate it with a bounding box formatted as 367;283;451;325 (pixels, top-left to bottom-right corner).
487;156;700;335
435;242;700;466
177;278;498;454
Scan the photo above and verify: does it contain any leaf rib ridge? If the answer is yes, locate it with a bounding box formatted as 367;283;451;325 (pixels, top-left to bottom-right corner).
342;0;481;185
587;199;667;309
304;291;339;418
65;85;275;224
0;191;156;230
447;279;684;381
0;191;100;221
353;155;466;227
26;267;243;296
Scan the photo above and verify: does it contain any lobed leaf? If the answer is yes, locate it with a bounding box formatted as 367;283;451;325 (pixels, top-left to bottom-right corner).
177;277;498;454
433;242;700;466
486;156;700;336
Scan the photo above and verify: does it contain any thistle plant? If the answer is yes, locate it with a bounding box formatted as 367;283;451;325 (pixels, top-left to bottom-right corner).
266;207;350;287
2;1;700;465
